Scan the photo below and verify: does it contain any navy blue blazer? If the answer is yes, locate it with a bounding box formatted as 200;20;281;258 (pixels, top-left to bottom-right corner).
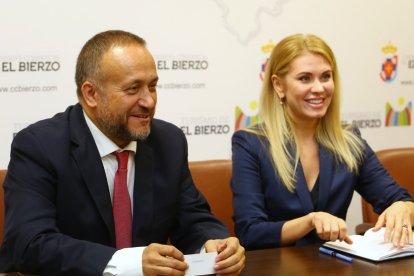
231;130;413;250
0;104;229;275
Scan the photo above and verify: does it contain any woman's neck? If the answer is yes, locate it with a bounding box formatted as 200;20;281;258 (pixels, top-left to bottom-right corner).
292;120;318;143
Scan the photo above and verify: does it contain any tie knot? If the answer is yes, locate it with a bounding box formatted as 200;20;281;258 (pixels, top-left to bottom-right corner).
113;151;129;170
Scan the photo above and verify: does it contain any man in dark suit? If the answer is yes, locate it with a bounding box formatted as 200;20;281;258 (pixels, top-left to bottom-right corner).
0;30;245;275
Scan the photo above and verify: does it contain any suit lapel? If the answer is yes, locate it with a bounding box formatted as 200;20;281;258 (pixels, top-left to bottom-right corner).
69;104;115;244
132;140;154;245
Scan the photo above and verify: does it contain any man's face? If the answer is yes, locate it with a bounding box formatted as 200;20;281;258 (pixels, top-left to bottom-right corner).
94;44;158;147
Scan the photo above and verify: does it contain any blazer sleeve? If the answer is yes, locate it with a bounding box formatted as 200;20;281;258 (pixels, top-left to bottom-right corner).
231;130;285;249
356;139;413;214
2;127;116;275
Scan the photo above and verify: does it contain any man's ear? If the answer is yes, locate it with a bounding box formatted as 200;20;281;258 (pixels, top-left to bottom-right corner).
81;81;98;108
271;74;285;100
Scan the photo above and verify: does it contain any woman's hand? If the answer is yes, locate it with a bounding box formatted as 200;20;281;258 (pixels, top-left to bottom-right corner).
373;201;414;248
309;212;353;244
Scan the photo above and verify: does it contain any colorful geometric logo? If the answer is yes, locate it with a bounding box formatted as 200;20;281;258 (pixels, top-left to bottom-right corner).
385;98;411;126
380;42;398;83
259;41;275;81
235;100;259;130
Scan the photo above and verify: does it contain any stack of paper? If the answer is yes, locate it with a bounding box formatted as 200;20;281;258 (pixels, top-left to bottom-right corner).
323;227;414;262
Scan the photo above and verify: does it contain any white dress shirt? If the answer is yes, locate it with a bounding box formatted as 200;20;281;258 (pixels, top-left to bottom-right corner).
83;112;145;276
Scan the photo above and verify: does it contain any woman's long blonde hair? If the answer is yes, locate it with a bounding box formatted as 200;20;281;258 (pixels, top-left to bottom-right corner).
250;33;364;192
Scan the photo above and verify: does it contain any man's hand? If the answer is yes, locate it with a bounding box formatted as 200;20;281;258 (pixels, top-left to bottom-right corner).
204;237;245;275
142;243;188;275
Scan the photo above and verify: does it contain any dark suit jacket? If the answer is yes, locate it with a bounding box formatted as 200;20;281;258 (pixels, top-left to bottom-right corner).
231;130;413;250
0;104;229;275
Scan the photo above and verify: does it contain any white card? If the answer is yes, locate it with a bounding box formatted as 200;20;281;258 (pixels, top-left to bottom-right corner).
184;252;217;276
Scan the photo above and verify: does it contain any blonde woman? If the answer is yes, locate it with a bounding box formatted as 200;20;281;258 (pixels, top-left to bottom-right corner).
231;33;414;250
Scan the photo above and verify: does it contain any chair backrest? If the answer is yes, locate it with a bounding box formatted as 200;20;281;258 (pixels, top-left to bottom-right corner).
361;148;414;224
0;170;6;245
189;160;234;236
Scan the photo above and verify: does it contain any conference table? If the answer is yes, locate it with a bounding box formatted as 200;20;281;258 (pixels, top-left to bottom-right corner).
241;244;414;275
1;244;414;275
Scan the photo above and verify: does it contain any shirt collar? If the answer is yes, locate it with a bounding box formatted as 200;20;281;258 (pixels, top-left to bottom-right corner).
83;111;137;157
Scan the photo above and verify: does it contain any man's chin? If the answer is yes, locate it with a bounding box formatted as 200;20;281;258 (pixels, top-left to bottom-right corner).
130;127;151;141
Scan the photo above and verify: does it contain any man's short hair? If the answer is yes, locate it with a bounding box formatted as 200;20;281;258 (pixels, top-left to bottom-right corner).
75;30;146;99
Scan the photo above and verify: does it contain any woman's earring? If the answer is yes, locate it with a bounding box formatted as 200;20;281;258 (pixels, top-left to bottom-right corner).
279;97;284;105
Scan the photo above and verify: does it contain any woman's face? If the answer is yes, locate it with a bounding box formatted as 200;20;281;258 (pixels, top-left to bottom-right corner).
272;52;334;126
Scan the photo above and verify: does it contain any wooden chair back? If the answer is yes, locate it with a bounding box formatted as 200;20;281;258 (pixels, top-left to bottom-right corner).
189;160;234;236
357;148;414;234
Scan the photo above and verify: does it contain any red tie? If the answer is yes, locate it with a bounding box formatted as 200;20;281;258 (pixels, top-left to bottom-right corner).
112;151;132;249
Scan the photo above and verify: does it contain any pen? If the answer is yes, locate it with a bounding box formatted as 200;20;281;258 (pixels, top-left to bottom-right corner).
319;247;353;263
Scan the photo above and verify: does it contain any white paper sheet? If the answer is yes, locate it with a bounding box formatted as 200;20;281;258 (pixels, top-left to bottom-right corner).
184;252;217;276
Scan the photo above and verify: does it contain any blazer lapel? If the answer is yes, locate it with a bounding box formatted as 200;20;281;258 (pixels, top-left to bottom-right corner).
317;145;334;211
69;104;115;244
295;161;314;214
132;140;154;245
